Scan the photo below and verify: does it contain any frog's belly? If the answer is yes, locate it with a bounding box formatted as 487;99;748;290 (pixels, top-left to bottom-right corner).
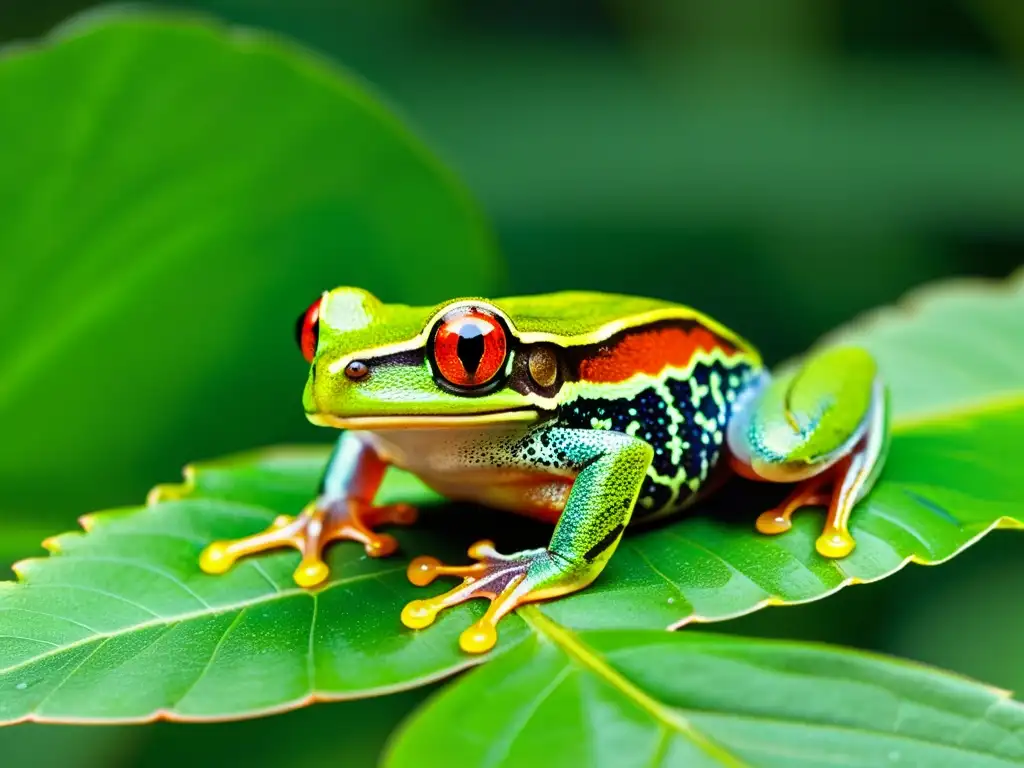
425;471;572;524
360;427;574;524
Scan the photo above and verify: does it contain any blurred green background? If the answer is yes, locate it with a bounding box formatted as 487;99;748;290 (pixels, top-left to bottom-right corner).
1;1;1021;766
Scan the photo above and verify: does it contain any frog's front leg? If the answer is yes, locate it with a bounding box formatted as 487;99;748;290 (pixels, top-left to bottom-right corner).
401;428;653;654
199;432;416;587
726;346;890;558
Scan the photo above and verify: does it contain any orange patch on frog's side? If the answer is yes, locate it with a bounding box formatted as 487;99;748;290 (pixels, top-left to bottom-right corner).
577;325;738;384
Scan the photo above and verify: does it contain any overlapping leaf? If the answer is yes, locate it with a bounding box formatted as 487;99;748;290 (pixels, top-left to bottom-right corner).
0;462;494;723
0;8;498;523
387;621;1024;767
0;270;1020;723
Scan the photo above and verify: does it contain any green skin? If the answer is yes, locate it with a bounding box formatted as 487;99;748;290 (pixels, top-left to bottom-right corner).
200;288;889;654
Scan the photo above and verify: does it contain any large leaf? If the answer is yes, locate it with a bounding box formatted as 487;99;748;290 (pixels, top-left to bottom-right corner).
0;452;514;723
0;8;498;522
0;271;1020;723
386;621;1024;768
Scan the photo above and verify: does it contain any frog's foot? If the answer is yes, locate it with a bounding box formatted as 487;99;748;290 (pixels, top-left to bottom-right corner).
755;473;830;536
401;540;583;654
754;457;858;558
199;499;417;588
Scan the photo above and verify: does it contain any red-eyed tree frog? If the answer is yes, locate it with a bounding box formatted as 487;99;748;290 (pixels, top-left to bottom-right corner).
199;289;888;654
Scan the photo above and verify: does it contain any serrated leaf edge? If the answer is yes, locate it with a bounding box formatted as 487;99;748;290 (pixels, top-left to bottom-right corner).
142;445;331;507
0;560;497;725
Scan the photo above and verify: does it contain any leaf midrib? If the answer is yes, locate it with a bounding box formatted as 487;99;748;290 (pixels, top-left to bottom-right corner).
603;644;1024;760
514;620;1024;765
0;564;406;677
519;606;750;768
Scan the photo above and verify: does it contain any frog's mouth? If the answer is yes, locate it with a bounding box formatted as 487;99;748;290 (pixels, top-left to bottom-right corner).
307;407;543;430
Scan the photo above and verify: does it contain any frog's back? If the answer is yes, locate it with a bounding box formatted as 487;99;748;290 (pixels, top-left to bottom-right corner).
496;291;754;350
527;293;762;519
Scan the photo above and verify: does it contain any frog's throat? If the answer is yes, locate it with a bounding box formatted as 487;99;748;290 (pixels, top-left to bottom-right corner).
306;408;543;430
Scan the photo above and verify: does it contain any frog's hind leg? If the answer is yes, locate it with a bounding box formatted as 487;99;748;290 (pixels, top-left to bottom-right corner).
402;427;653;654
727;346;890;559
402;540;556;654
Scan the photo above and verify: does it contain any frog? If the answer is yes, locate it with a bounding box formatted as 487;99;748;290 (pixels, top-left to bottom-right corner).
199;288;889;654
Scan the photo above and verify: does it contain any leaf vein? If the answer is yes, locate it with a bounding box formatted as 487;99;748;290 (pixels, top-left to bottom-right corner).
0;607;99;634
0;635;59;648
250;561;283;593
611;644;1022;743
306;594;318;693
625;541;693;610
662;531;775;600
483;663;571;768
173;608;248;708
59;555;211;608
30;637;112;714
0;565;406;678
521;607;749;768
18;583;162;619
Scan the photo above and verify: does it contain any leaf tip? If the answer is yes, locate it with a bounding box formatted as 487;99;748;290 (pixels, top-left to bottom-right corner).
145;483;177;505
9;558;34;581
146;465;197;506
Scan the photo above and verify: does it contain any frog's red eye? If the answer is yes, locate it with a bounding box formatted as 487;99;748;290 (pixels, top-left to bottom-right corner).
431;308;508;391
295;297;322;363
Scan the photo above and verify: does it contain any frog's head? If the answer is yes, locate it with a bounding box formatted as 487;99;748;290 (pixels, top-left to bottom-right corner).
298;287;563;429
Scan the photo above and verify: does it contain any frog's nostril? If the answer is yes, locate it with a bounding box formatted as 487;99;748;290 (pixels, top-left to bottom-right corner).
344;361;370;381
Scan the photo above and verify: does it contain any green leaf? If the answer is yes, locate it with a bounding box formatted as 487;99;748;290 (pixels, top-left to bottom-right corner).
0;8;498;522
817;271;1024;423
0;449;519;723
386;619;1024;768
0;271;1020;724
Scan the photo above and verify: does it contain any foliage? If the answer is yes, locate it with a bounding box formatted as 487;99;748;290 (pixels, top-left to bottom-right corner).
0;270;1019;768
388;626;1024;768
0;6;1022;768
0;8;497;525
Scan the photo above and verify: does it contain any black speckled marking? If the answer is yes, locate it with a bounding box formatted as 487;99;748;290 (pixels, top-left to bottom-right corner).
559;358;756;519
637;476;673;514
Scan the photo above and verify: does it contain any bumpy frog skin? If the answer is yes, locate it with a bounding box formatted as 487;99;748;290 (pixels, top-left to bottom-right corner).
199;288;889;654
